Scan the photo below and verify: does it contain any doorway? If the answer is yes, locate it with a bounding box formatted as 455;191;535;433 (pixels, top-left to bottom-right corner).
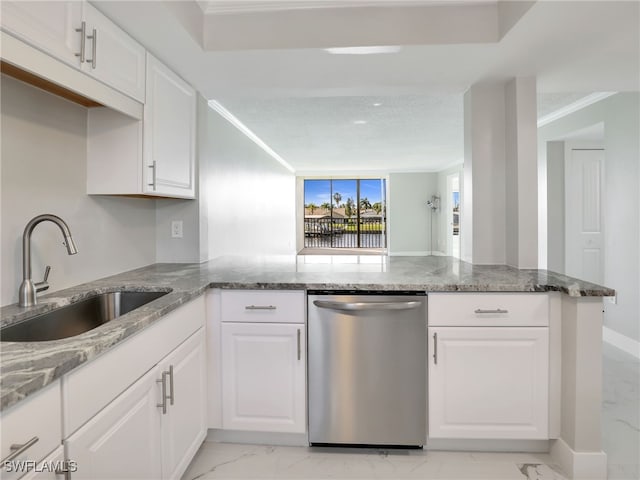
446;173;461;258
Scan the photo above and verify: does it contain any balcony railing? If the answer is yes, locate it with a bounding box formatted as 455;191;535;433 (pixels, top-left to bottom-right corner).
304;216;386;248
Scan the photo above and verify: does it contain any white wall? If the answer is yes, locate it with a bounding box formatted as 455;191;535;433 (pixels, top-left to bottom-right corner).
205;108;296;257
388;172;438;255
545;141;565;273
155;94;212;263
0;75;156;306
539;93;640;344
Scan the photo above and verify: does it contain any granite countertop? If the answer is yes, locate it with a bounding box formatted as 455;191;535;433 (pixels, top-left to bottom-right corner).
0;255;615;412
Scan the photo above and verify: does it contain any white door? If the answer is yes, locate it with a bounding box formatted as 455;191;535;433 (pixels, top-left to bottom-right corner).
160;330;207;480
144;54;196;198
82;3;146;102
222;323;306;433
565;148;605;283
428;326;549;440
65;367;162;479
0;1;83;67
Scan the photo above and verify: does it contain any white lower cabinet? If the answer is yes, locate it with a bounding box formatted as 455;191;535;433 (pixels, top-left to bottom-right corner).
65;329;206;479
428;326;549;440
427;293;550;441
160;331;207;479
20;447;66;480
0;380;62;480
65;367;163;479
221;322;306;433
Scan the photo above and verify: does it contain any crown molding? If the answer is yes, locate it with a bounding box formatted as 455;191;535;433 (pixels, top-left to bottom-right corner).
537;92;617;128
198;1;494;15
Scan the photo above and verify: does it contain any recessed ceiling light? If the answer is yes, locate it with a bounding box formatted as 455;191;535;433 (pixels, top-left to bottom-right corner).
325;46;402;55
353;120;368;125
373;103;382;107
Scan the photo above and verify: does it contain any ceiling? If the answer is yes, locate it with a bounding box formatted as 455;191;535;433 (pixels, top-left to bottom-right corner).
92;0;640;173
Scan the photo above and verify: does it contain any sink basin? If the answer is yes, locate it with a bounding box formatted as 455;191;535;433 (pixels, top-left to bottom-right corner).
1;290;169;342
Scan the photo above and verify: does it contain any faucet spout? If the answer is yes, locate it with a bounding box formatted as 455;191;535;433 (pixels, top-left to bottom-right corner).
19;214;78;307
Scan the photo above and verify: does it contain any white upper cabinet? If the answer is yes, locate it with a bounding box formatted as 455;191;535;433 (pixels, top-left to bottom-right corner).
1;1;145;102
143;54;196;198
1;1;83;67
81;3;146;102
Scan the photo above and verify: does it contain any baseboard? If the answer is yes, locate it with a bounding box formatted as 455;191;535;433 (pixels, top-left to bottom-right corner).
427;438;549;453
603;326;640;360
550;438;607;479
206;428;309;447
388;250;430;256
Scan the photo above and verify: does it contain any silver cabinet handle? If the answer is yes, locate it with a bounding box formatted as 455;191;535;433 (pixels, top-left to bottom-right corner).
245;305;276;310
86;28;97;69
147;161;157;190
313;300;422;311
433;332;438;365
167;365;174;406
297;329;301;361
157;371;168;414
1;436;39;465
74;22;86;62
474;309;509;314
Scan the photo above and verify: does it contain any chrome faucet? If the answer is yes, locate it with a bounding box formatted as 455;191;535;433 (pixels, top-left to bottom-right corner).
18;214;78;307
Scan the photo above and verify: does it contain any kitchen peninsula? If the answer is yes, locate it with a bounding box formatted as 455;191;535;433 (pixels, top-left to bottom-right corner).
1;256;614;479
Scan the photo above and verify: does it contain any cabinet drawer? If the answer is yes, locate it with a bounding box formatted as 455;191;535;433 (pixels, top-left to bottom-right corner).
220;290;305;324
428;293;548;326
0;380;62;479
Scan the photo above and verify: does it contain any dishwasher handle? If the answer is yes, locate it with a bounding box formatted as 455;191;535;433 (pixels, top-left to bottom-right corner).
313;300;422;311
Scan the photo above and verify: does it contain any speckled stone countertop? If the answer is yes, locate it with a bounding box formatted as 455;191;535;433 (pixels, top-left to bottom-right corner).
0;255;614;412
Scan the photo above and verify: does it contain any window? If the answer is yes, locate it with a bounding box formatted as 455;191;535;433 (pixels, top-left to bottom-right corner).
303;178;386;250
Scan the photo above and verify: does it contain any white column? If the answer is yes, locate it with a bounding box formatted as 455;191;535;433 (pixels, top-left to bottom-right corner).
505;77;538;268
551;296;607;479
463;82;506;264
463;78;538;267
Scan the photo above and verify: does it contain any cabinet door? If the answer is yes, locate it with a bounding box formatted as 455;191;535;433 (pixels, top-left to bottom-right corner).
82;4;146;102
0;1;82;67
428;327;549;440
20;447;66;480
160;330;207;480
65;367;162;479
222;323;306;433
144;54;196;199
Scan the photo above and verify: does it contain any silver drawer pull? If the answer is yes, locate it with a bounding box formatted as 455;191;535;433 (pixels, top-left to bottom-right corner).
245;305;276;310
474;308;509;314
1;436;39;465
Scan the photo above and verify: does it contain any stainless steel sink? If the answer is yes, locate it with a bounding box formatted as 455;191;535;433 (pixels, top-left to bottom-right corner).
1;290;170;342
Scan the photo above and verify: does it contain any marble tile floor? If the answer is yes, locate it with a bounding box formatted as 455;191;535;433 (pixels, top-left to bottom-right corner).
183;344;639;480
602;343;640;479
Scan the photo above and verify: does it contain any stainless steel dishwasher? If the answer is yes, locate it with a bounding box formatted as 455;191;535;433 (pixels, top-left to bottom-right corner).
308;292;426;448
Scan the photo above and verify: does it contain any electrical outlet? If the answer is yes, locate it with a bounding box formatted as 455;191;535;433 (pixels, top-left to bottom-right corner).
171;220;183;238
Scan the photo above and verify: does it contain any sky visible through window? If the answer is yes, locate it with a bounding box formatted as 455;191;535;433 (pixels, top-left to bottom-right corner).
304;179;384;207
